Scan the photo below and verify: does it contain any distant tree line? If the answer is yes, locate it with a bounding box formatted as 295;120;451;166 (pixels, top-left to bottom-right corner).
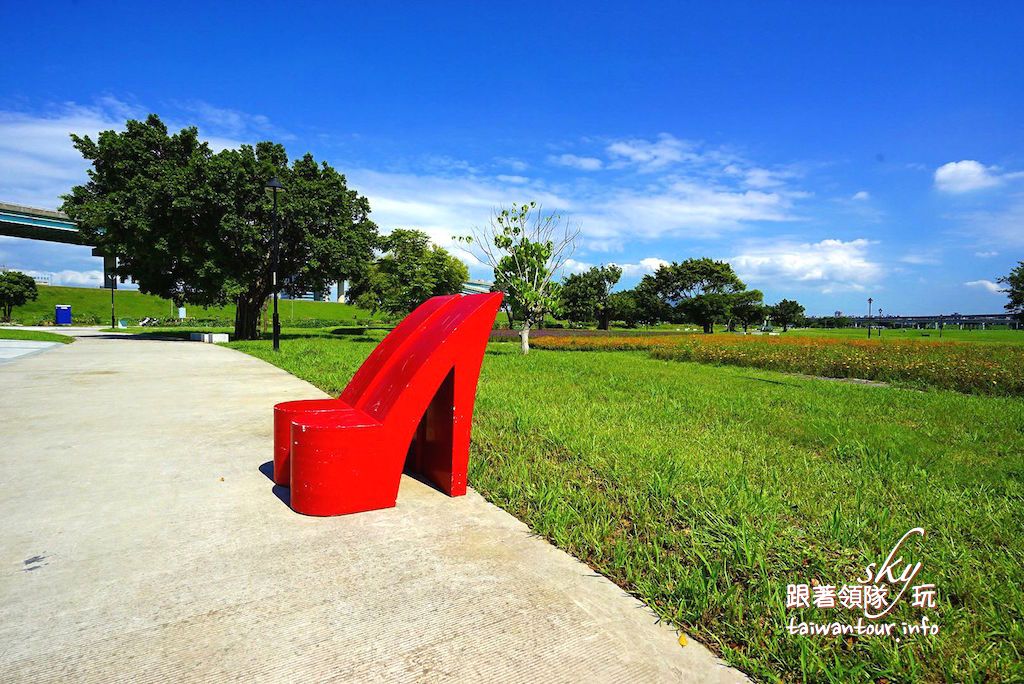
556;258;805;332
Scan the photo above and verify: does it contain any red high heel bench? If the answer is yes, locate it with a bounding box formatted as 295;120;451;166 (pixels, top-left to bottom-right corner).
272;292;503;516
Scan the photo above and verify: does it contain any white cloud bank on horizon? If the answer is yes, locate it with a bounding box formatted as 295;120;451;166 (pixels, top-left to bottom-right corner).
23;268;106;288
731;238;882;293
349;132;810;262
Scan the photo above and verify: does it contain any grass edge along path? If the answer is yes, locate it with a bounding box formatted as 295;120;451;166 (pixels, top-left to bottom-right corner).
0;328;74;344
227;335;1024;683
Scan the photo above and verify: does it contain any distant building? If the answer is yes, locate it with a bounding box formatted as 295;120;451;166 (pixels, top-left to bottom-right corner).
462;279;492;295
281;290;326;302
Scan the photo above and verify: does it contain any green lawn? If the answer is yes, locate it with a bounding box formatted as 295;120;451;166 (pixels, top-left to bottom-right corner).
227;334;1024;683
9;284;377;326
0;328;74;343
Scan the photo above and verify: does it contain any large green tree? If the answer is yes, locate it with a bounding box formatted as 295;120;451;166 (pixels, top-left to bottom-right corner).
559;264;622;329
0;271;39;322
460;202;578;353
998;261;1024;321
770;298;806;332
644;258;747;333
630;276;672;325
730;289;766;332
62;115;378;340
349;229;468;315
607;290;641;327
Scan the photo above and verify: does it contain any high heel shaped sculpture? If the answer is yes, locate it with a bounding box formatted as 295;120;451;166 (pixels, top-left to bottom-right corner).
272;294;461;486
273;292;503;516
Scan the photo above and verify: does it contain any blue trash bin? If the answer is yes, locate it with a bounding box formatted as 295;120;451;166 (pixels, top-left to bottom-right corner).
55;305;72;326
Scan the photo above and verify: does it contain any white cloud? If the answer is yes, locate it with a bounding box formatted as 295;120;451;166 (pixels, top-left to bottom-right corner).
606;133;695;171
343;164;782;270
562;258;593;274
561;256;668;280
344;168;571;277
852;190;870;201
177;100;291;140
731;238;881;293
575;180;799;247
0;103;128;207
548;153;603;171
420;155;479;174
0;98;286;208
965;279;1002;294
722;164;798;190
934;160;1002;193
0;99;814;280
953;195;1024;247
495;157;528;171
899;253;941;265
975;250;999;258
613;257;669;278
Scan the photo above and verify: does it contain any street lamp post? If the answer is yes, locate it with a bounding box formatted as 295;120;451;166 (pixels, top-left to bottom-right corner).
878;308;883;338
265;177;285;352
103;254;118;330
867;297;873;339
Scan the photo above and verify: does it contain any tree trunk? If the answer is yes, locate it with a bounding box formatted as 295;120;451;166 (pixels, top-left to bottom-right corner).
519;324;530;354
783;323;790;332
598;310;610;330
742;322;748;332
703;322;713;334
234;294;263;340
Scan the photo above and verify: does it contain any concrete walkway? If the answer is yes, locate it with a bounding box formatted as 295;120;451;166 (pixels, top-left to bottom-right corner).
0;332;745;683
0;338;59;364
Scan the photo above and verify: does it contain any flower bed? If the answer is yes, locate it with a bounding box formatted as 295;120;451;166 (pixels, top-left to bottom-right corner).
530;334;1024;396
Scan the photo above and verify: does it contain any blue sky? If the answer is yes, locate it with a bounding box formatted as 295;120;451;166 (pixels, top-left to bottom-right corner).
1;1;1022;315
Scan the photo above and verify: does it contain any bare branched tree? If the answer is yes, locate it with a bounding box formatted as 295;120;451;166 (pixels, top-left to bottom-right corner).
458;202;579;353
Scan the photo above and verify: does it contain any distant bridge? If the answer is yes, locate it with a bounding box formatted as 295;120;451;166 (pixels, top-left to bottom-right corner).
0;202;113;285
0;202;90;246
813;313;1019;329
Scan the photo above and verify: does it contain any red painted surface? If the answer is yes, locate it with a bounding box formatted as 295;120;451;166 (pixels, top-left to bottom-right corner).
273;292;503;516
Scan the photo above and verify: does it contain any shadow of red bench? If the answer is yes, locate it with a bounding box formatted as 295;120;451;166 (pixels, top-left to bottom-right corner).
273;292;503;516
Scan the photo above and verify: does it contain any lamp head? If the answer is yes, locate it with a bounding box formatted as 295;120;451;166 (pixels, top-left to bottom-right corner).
265;177;285;194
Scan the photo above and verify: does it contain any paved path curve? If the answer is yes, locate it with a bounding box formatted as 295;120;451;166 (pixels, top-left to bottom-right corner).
0;331;745;683
0;338;60;364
